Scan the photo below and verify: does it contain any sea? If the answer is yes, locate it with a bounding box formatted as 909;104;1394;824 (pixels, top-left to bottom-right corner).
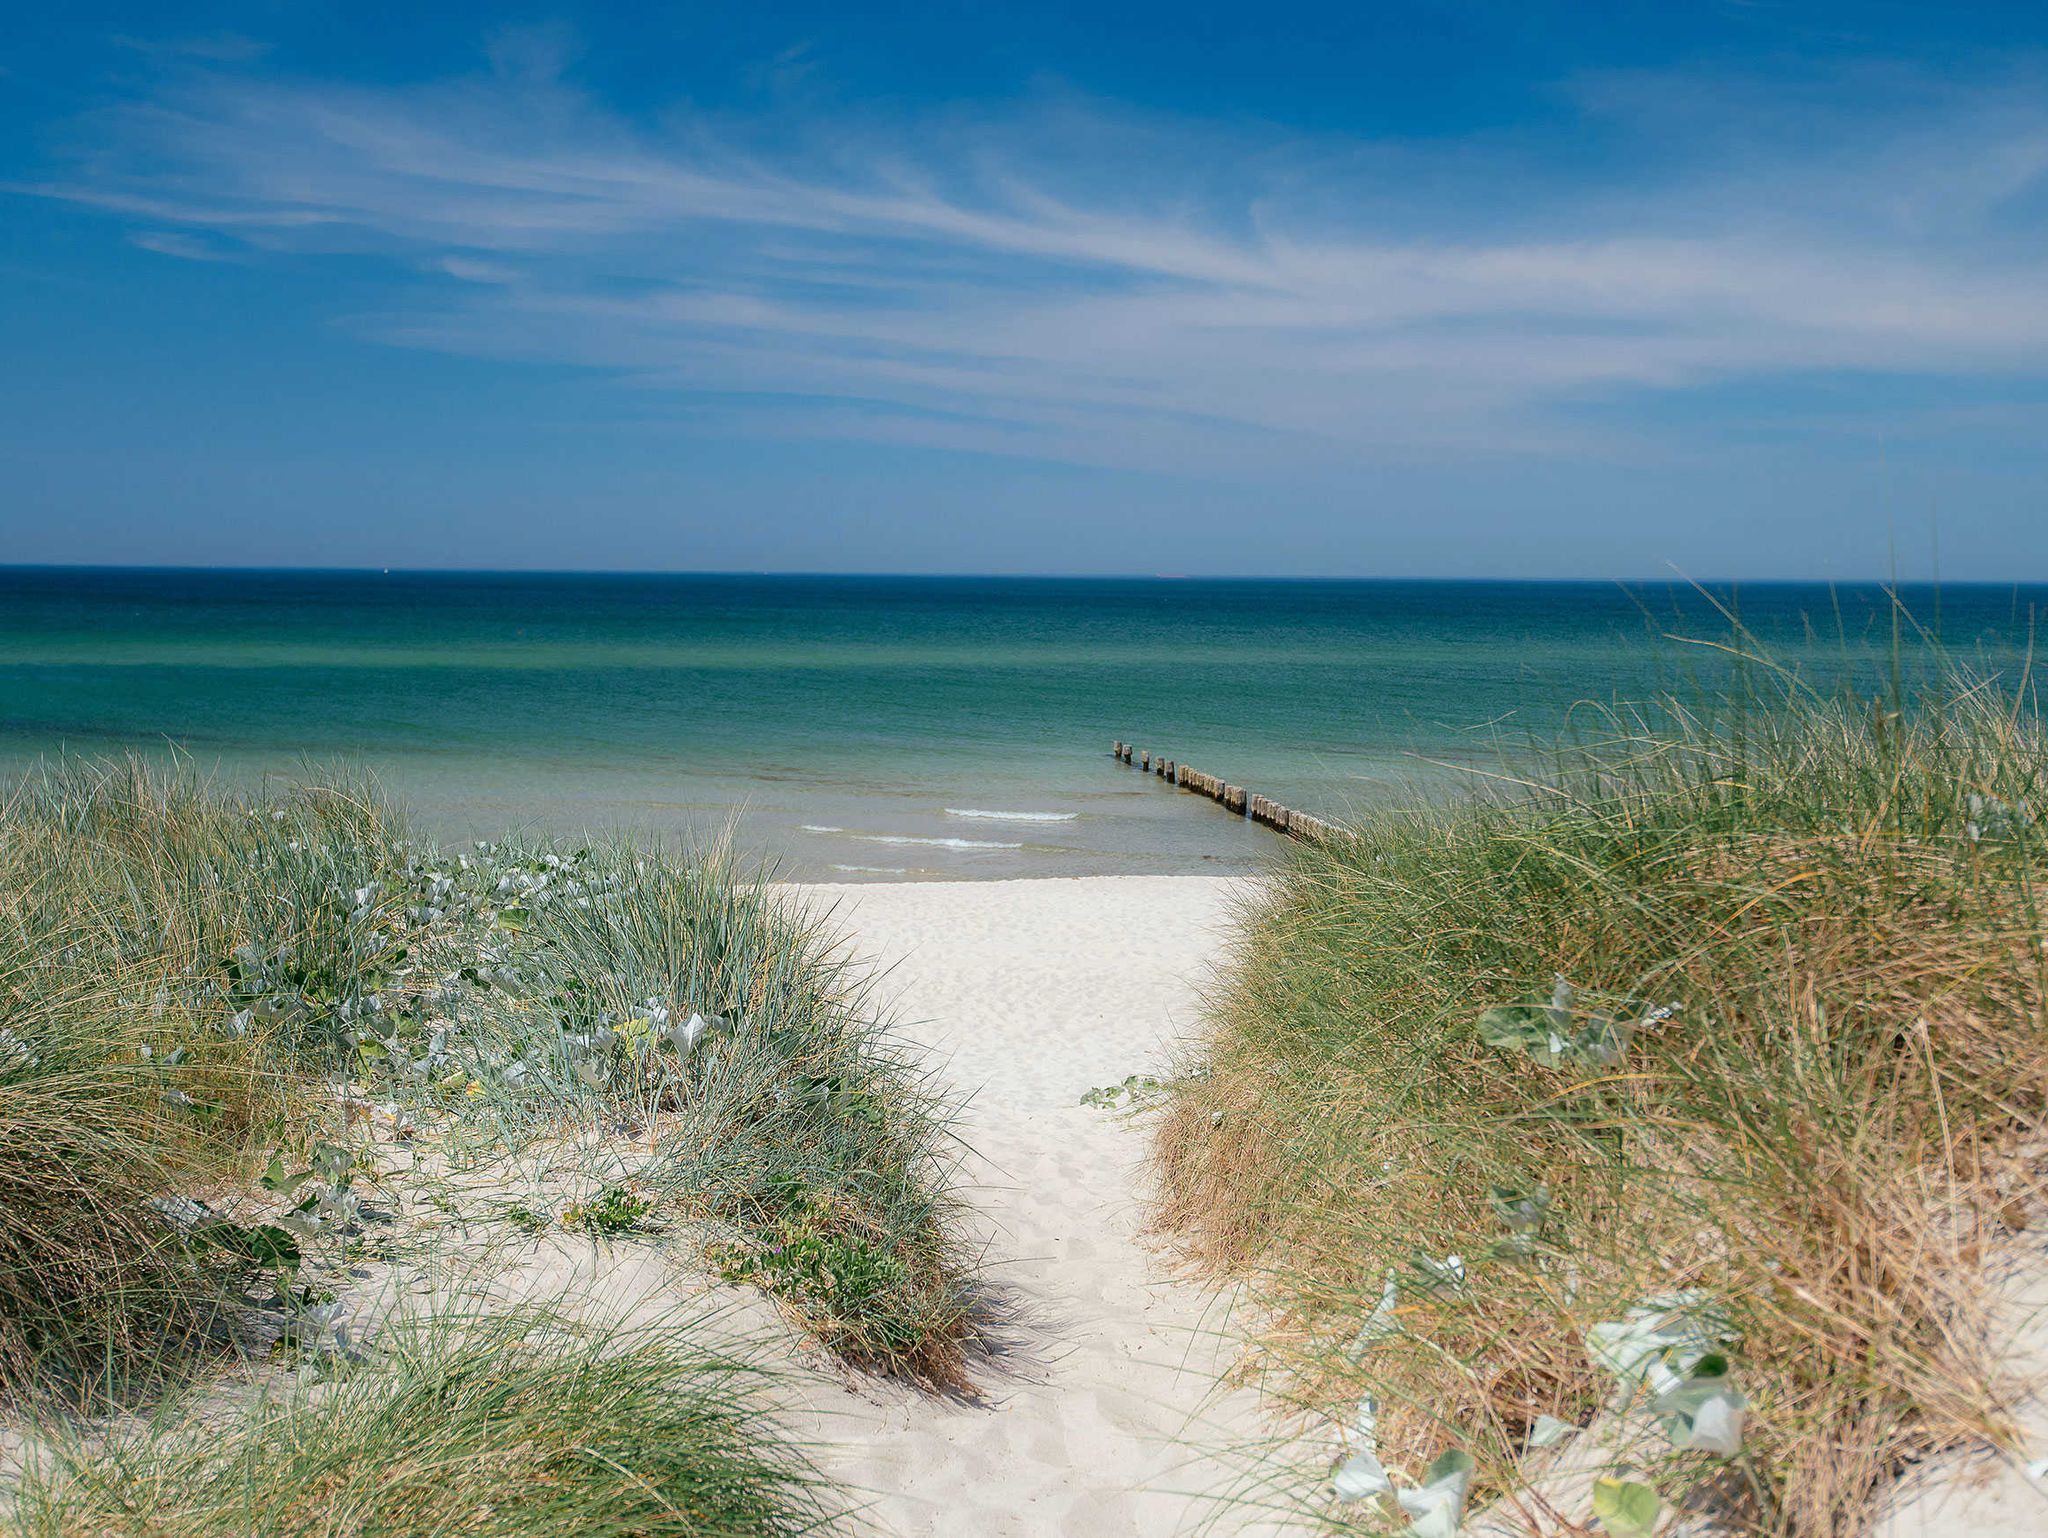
2;569;2040;880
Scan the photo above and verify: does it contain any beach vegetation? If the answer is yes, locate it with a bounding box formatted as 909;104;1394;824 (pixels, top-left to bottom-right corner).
0;753;973;1416
6;1305;842;1538
1156;624;2047;1535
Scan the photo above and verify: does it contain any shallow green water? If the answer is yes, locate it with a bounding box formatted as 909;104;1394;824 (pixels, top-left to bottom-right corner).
2;570;2037;879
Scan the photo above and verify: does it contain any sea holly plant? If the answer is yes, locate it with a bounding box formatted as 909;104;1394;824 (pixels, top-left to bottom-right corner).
274;1286;371;1384
1489;1183;1551;1234
1332;1396;1393;1502
1585;1290;1748;1458
1345;1268;1403;1360
1966;791;2033;844
1397;1450;1475;1538
259;1142;367;1250
1585;1290;1735;1389
1486;1181;1553;1259
1407;1251;1468;1298
1329;1397;1475;1537
1476;975;1676;1070
1648;1352;1747;1456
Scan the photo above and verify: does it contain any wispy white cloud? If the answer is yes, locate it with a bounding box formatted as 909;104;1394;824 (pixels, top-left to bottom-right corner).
24;44;2048;472
129;228;239;262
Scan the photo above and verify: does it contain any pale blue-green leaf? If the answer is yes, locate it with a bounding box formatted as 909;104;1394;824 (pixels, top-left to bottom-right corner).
1347;1270;1402;1360
1397;1449;1474;1537
1333;1450;1393;1503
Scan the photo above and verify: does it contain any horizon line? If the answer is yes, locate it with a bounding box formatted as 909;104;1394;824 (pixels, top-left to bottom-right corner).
0;563;2037;588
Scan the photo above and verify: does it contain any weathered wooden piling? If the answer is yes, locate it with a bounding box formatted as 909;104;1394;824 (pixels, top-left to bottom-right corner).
1106;736;1345;841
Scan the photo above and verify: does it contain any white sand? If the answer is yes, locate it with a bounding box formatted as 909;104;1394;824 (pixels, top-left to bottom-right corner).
777;876;2048;1538
1869;1241;2048;1537
778;875;1279;1538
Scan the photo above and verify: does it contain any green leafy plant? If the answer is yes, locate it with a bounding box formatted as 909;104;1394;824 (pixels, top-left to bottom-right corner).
713;1182;924;1365
1593;1477;1661;1537
563;1184;654;1236
1080;1072;1166;1110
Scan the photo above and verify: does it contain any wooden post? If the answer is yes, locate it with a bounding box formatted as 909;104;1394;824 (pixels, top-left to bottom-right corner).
1099;741;1342;840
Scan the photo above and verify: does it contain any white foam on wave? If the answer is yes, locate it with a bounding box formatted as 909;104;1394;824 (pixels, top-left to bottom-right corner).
943;808;1077;822
830;863;911;875
855;833;1024;850
800;824;845;834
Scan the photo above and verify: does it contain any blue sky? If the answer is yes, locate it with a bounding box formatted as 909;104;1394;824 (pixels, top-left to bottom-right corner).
2;2;2045;577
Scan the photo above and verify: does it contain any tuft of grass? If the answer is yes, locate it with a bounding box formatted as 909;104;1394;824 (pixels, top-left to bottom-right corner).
0;757;396;1401
7;1306;845;1538
516;844;974;1387
0;1052;233;1406
1156;642;2048;1536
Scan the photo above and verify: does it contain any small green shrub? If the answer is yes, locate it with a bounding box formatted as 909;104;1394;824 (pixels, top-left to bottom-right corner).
711;1176;924;1366
564;1184;654;1236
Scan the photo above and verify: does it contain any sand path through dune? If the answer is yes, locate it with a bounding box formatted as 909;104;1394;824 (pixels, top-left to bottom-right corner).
783;875;1273;1538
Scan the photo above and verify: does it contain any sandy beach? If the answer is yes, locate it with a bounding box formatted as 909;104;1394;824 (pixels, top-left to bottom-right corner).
779;875;1275;1537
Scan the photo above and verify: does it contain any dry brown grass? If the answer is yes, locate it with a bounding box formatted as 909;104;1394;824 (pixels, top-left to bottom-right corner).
1155;667;2048;1535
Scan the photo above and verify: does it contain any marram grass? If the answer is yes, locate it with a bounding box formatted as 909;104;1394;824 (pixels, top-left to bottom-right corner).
0;755;973;1408
1157;648;2047;1537
6;1306;845;1538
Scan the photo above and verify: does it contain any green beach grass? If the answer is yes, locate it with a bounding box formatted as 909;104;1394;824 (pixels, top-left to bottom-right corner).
1156;635;2047;1536
7;1306;842;1538
0;755;976;1529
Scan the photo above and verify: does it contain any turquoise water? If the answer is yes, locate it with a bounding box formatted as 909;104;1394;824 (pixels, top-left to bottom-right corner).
2;570;2039;879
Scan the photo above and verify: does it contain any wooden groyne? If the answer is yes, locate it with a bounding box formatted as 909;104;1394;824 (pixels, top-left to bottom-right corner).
1110;741;1341;840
